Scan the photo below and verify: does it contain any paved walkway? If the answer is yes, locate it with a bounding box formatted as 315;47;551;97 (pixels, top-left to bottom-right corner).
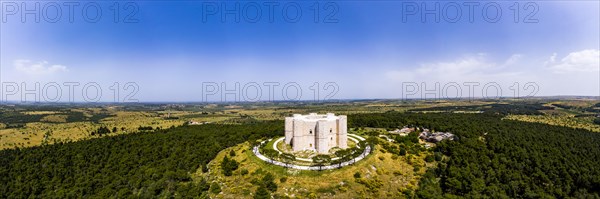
253;134;372;170
348;133;366;141
271;134;364;162
272;137;315;162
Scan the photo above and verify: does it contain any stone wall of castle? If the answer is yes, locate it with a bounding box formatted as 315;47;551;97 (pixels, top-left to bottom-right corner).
284;113;348;153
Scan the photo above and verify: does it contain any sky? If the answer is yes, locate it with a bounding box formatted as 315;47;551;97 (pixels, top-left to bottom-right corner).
1;1;599;102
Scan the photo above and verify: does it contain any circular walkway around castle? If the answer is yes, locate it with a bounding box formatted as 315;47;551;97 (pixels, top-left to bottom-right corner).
253;134;371;170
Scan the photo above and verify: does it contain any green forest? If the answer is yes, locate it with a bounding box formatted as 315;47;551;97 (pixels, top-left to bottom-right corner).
408;102;552;115
0;105;113;128
0;121;282;198
350;112;600;198
1;110;599;198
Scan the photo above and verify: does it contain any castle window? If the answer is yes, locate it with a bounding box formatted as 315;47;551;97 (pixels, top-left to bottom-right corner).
331;137;333;140
309;129;312;134
310;143;312;147
330;128;332;133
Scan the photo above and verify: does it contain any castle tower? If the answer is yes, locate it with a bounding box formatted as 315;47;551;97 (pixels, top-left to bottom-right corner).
284;113;348;153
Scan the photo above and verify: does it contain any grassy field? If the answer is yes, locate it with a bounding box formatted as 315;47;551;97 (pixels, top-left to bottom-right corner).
197;140;435;199
2;99;598;150
0;110;191;149
503;100;600;133
0;102;404;150
504;115;600;132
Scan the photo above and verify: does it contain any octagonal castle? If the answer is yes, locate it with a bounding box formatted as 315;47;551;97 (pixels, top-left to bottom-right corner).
285;113;348;154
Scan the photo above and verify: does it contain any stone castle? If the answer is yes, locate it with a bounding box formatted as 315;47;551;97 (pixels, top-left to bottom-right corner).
284;113;348;153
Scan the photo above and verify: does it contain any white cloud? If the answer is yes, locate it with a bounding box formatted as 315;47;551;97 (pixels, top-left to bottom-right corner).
380;51;599;97
379;53;549;98
547;49;600;73
504;54;522;66
13;59;69;75
414;55;492;75
385;53;523;82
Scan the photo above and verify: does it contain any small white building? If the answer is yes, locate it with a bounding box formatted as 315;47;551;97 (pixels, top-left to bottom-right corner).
285;113;348;154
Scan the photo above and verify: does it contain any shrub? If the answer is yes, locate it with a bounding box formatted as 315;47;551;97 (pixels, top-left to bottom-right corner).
253;186;270;199
399;148;407;156
210;182;221;194
356;178;383;192
425;155;435;163
367;130;380;136
413;166;420;172
201;163;209;173
221;156;239;176
393;170;403;176
354;172;361;178
434;152;443;161
263;176;278;192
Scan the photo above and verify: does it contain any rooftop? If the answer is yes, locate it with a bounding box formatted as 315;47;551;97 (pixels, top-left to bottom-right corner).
290;113;340;121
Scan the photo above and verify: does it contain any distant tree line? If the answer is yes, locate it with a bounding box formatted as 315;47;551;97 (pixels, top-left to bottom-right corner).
0;109;112;128
90;126;112;136
408;103;552;115
137;126;154;131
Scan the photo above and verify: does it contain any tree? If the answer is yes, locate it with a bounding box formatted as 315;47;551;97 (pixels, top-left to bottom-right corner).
354;172;361;178
254;186;270;199
349;148;362;163
210;182;221;194
279;153;296;167
334;149;351;167
92;126;111;136
399;147;407;156
138;126;153;131
261;149;278;159
312;155;331;171
262;173;278;192
221;156;239;176
434;152;443;161
425;155;435;163
201;163;209;173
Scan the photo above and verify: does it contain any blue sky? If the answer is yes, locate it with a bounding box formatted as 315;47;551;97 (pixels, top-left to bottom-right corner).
1;1;599;102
